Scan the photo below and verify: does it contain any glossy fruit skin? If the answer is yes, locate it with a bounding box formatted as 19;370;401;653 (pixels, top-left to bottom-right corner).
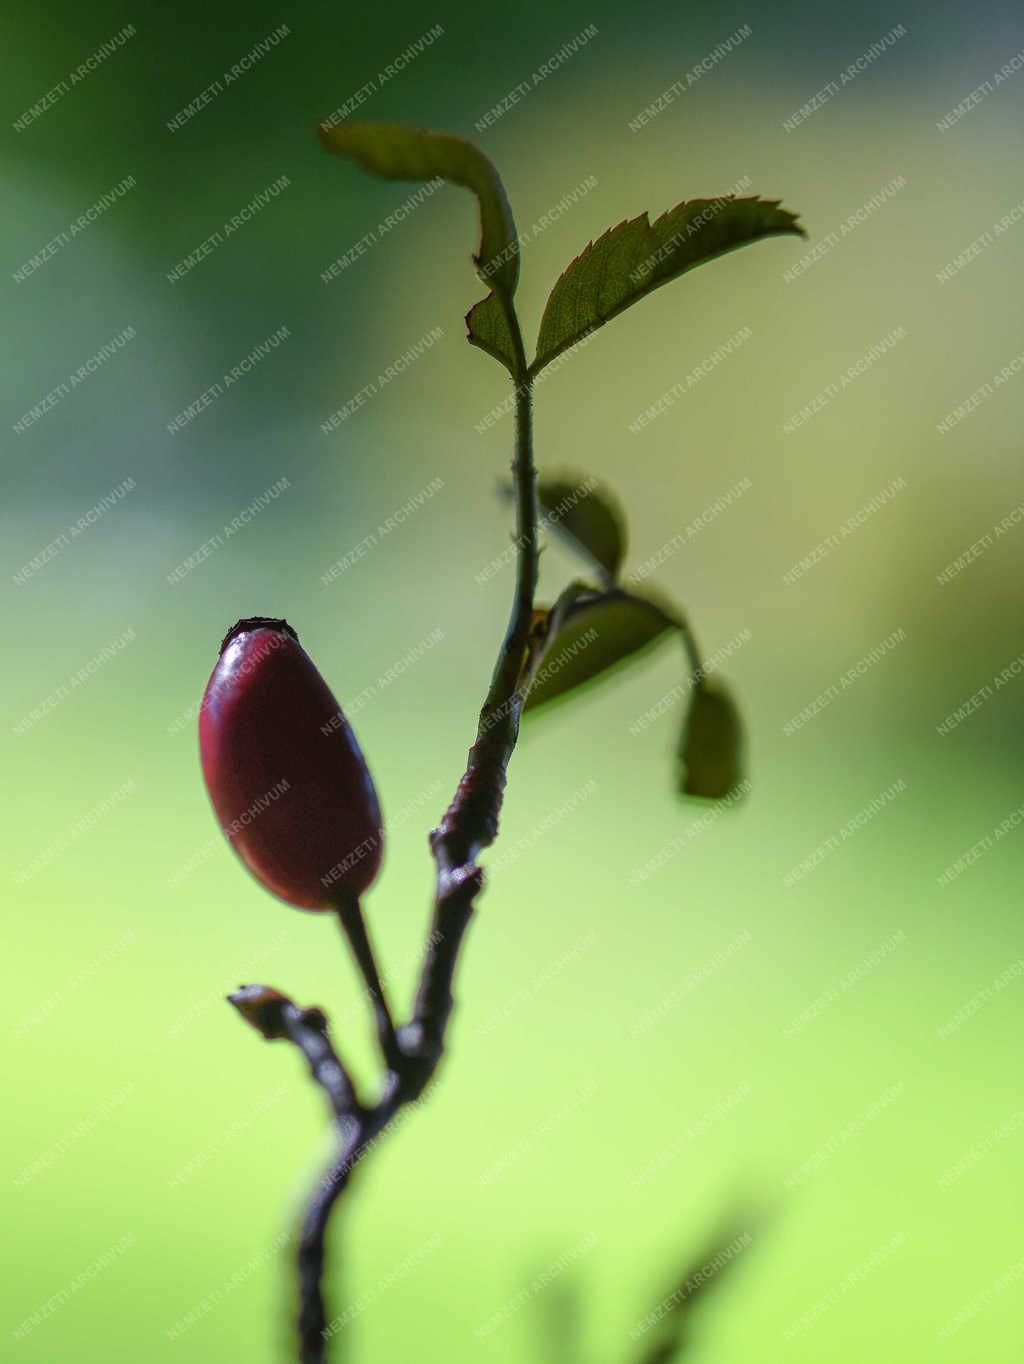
199;618;382;910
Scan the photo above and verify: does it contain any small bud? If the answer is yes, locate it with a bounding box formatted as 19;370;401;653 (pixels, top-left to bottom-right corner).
200;618;383;909
227;984;292;1038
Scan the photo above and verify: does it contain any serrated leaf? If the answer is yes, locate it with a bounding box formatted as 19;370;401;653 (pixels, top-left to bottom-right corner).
679;680;743;799
466;291;519;373
524;590;674;711
533;195;804;374
537;476;627;583
317;121;519;296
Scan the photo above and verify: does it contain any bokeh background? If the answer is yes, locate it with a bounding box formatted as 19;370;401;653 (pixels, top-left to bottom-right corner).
4;0;1023;1359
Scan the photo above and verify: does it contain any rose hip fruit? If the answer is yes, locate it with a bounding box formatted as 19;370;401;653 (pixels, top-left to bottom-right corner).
199;617;383;909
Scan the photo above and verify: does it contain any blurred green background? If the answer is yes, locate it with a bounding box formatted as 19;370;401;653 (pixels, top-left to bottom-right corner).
3;0;1023;1359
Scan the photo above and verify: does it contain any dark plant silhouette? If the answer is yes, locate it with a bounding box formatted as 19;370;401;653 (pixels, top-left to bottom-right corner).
198;119;803;1362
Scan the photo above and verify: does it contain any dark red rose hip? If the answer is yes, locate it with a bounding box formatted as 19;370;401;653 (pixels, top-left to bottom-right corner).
199;617;383;909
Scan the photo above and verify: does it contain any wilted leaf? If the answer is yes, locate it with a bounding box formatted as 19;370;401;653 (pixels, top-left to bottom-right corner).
679;680;743;799
524;590;674;711
532;196;804;374
466;290;520;373
317;121;519;296
537;476;627;583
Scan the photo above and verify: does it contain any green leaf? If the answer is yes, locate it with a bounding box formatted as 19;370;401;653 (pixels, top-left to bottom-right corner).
532;195;804;374
466;291;519;373
679;679;743;799
317;121;520;296
524;589;674;711
537;476;627;583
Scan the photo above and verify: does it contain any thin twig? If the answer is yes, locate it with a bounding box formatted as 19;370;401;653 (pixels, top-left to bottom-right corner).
227;985;359;1116
333;894;404;1073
